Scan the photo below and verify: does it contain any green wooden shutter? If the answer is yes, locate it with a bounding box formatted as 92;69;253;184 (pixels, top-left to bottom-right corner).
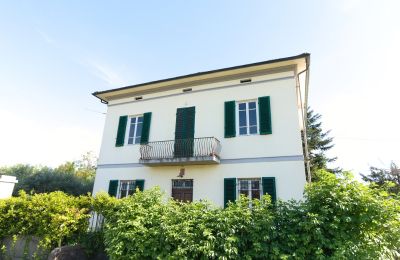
224;101;236;138
224;178;236;208
174;107;195;157
258;96;272;135
108;180;119;197
135;179;145;192
262;177;276;203
175;108;185;140
115;116;128;147
140;112;152;144
186;107;196;139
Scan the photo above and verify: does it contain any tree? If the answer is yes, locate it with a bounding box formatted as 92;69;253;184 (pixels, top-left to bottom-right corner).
18;169;93;196
361;162;400;194
1;152;97;196
74;151;97;181
304;107;338;179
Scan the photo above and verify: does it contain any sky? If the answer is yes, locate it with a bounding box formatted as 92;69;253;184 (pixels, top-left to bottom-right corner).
0;1;399;176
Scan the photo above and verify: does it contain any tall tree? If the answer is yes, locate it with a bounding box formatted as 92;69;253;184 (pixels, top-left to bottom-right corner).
304;107;338;179
361;162;400;194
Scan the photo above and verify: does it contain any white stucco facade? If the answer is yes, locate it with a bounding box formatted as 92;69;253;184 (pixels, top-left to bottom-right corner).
92;54;310;206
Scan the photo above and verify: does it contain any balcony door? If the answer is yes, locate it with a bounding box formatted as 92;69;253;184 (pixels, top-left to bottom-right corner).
174;107;195;158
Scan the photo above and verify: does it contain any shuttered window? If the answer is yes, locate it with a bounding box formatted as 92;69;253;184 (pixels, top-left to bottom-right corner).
140;112;152;144
262;177;276;203
224;101;236;138
175;107;195;140
115;116;128;147
174;107;195;158
224;178;236;208
258;96;272;135
108;180;119;197
108;180;145;199
116;112;151;146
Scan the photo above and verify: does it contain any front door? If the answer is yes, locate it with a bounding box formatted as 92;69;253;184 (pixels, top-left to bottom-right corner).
174;107;195;158
171;179;193;202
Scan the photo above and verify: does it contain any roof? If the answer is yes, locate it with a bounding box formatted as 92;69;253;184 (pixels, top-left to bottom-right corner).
93;53;310;103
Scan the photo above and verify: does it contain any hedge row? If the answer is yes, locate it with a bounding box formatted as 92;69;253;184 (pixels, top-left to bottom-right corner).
0;171;399;259
98;171;400;259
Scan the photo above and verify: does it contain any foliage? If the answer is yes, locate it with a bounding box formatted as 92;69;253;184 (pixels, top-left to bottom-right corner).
361;162;400;194
0;191;92;250
17;169;93;196
74;151;97;181
1;172;399;259
305;107;339;179
0;152;97;196
99;172;400;259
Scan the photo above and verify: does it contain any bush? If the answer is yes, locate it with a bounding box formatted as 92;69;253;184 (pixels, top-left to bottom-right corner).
100;171;400;259
0;191;92;250
1;171;399;259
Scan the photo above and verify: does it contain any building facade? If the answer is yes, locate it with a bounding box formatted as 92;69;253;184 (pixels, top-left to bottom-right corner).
92;53;310;207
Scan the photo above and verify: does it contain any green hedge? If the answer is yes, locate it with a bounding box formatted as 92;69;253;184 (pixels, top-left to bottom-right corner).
98;171;400;259
0;191;92;250
0;171;399;259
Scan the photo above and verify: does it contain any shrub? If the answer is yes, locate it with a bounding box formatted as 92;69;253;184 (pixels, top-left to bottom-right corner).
100;171;400;259
1;171;399;259
0;191;92;250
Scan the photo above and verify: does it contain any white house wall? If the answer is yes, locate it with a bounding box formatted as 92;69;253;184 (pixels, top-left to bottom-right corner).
93;69;307;205
93;161;305;205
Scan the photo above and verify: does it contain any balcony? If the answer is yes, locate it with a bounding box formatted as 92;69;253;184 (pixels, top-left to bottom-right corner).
139;137;221;166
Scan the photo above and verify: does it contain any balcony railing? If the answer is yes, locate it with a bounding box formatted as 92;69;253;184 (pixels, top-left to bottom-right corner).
139;137;222;166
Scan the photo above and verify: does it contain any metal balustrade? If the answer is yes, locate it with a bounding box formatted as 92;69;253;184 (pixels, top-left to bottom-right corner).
139;137;221;165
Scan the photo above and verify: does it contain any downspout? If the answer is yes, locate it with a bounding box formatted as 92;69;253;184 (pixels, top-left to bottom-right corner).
297;54;311;182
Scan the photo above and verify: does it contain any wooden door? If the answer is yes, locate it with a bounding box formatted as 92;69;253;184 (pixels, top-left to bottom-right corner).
171;179;193;202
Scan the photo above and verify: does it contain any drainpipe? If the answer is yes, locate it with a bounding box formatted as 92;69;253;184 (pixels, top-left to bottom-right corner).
297;54;311;183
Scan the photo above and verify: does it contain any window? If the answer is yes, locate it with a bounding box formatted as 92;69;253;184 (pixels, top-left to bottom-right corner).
238;178;261;200
237;101;258;135
126;115;143;144
117;180;137;198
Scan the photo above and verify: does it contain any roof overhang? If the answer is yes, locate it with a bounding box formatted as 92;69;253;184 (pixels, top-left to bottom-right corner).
93;53;310;103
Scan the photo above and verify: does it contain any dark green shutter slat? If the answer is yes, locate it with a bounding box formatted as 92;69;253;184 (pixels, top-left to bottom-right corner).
224;178;236;208
258;96;272;135
135;179;145;192
115;116;128;147
224;101;236;138
140;112;152;144
108;180;119;197
262;177;276;203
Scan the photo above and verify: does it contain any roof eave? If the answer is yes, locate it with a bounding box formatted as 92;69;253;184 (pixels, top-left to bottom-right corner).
93;53;310;102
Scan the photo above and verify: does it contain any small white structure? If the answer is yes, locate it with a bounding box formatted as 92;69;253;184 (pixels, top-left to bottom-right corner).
91;53;310;207
0;175;18;199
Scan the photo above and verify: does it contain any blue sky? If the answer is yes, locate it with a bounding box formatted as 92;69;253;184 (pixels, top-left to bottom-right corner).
0;1;399;175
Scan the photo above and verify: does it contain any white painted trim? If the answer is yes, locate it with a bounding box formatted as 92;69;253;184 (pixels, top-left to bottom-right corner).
97;155;304;169
107;76;294;107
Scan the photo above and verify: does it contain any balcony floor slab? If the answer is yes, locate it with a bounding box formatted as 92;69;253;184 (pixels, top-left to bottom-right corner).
139;156;220;166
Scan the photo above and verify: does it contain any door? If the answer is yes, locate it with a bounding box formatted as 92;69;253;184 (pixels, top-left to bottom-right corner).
174;107;195;157
171;179;193;202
